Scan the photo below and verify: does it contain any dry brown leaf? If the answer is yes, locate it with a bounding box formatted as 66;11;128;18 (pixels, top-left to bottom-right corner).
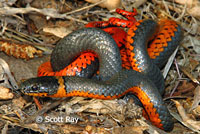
176;80;195;95
172;99;200;131
0;41;42;60
30;0;71;13
113;125;148;134
174;0;200;18
189;58;199;71
62;124;84;134
191;105;200;119
190;86;200;111
188;6;200;18
83;125;110;134
180;66;199;84
123;126;148;134
85;0;121;10
0;86;13;100
174;0;196;7
12;97;26;109
0;58;18;89
193;106;200;116
64;99;123;115
18;123;43;133
43;27;73;38
121;0;147;11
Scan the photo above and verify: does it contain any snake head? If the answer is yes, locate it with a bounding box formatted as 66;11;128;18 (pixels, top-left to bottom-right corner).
19;76;59;97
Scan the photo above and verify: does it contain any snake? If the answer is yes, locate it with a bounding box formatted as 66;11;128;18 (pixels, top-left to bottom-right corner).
19;9;183;132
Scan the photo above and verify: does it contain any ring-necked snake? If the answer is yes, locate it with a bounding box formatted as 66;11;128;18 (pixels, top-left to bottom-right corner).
19;9;183;132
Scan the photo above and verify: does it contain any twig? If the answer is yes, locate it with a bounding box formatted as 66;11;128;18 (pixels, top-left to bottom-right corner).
170;74;182;97
175;3;187;21
0;6;87;24
169;59;182;97
162;0;171;16
163;95;188;101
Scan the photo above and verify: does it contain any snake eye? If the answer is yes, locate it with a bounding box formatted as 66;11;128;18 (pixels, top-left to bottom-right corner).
32;85;38;91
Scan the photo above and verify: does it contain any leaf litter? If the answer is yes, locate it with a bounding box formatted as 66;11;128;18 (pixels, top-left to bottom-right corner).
0;0;200;133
